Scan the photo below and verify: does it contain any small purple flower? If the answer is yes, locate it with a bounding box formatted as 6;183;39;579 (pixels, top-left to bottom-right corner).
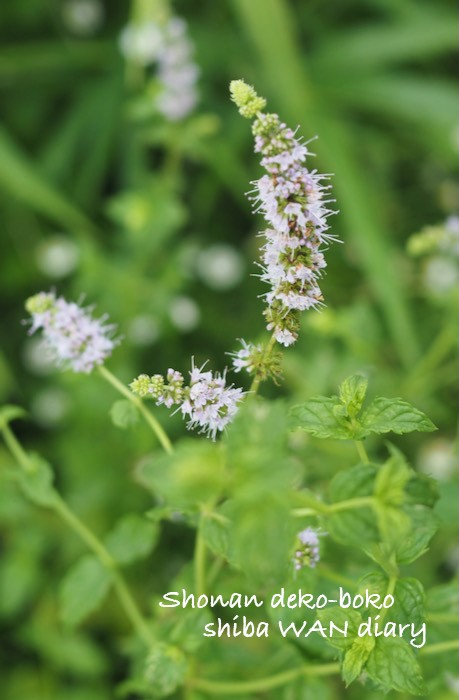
292;527;324;570
25;291;118;373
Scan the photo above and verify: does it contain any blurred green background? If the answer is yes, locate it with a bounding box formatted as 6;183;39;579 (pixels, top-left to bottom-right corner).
0;0;457;698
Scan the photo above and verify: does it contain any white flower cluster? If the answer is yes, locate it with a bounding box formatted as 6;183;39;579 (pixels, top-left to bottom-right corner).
25;292;117;373
131;361;244;440
252;114;336;346
119;16;198;122
230;80;337;346
156;18;199;122
230;339;263;374
293;527;321;570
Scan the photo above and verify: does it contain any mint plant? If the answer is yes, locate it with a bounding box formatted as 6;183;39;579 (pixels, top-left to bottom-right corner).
1;81;457;699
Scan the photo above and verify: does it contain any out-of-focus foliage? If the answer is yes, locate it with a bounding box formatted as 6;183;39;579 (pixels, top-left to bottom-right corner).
0;0;457;698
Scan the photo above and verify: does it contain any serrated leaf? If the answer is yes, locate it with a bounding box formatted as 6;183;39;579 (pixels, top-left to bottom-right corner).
360;397;436;436
59;555;112;626
16;454;57;507
374;453;412;507
339;375;368;418
0;405;27;429
366;636;427;695
200;510;230;559
405;472;439;507
316;607;362;650
290;397;353;439
358;573;425;629
109;400;139;429
395;505;439;564
105;514;159;565
342;636;375;685
326;465;379;547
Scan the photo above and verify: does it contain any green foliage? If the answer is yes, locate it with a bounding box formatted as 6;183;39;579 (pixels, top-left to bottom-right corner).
59;555;112;627
138;440;225;508
105;514;159;566
109;400;140;429
0;0;456;697
290;375;436;441
16;454;57;507
365;637;427;695
144;643;188;697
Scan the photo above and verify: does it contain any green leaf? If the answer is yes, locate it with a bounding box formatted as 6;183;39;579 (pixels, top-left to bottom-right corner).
326;465;378;547
338;374;368;418
169;608;213;653
316;607;362;650
137;440;225;508
405;472;439;508
290;397;352;439
342;636;375;686
109;400;140;430
144;643;188;697
200;509;230;560
0;125;96;238
225;494;292;586
59;555;112;627
374;453;412;507
0;405;27;429
395;505;439;564
366;636;427;695
105;514;159;566
360;397;436;436
358;573;425;629
16;455;57;507
226;400;298;493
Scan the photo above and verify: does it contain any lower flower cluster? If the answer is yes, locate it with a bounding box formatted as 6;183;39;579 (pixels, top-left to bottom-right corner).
131;362;244;440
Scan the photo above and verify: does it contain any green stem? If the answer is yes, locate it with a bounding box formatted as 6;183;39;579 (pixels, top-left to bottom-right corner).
327;496;374;513
189;662;340;695
420;639;459;656
291;507;321;517
194;521;207;597
249;333;277;396
98;366;173;454
293;496;375;518
355;440;369;463
379;574;397;624
1;423;33;472
1;424;155;648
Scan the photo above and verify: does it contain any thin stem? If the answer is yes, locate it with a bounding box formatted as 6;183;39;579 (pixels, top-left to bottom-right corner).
292;507;321;518
1;423;33;472
326;496;374;513
355;440;369;463
249;333;277;396
379;574;397;624
194;522;207;597
293;496;375;518
98;366;173;454
1;424;155;648
420;639;459;656
189;662;340;695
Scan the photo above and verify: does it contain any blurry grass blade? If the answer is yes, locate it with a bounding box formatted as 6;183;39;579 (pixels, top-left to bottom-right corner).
0;41;114;80
333;76;457;133
312;10;458;74
232;0;420;366
0;126;97;237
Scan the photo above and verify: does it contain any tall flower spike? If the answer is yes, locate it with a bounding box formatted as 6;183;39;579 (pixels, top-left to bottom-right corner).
231;80;338;346
25;291;118;373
